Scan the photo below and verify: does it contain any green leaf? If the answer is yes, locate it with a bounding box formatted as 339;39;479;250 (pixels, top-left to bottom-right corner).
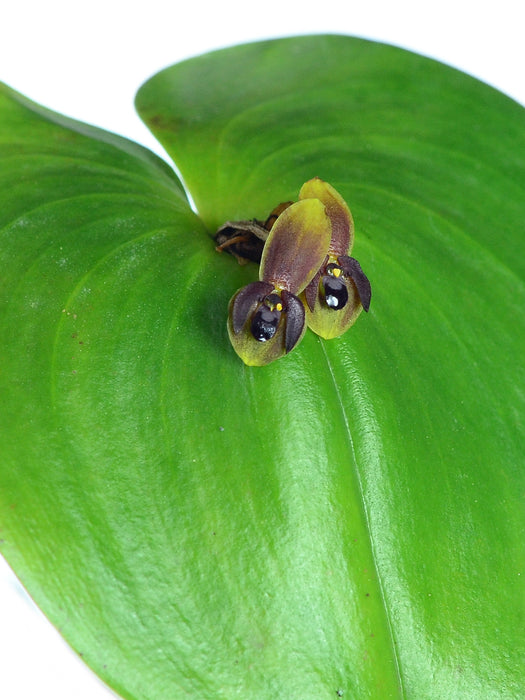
2;34;525;699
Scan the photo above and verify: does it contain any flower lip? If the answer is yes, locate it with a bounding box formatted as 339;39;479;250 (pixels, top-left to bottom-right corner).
251;304;282;341
322;274;349;309
250;293;284;342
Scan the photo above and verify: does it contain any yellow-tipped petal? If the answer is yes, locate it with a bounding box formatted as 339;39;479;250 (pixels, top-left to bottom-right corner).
260;198;331;295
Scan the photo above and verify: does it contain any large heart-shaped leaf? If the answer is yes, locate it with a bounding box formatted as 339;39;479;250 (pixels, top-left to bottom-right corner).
1;35;524;699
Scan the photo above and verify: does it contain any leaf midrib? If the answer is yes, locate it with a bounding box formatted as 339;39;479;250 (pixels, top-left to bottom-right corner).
319;340;406;698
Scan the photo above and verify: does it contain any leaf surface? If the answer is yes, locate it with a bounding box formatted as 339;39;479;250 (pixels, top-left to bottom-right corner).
1;35;525;699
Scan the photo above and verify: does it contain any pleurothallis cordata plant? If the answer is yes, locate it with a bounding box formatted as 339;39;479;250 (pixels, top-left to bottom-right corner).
225;177;372;365
1;34;525;700
226;195;332;366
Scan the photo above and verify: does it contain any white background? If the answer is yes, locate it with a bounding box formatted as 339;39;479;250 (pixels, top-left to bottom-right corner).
1;2;523;698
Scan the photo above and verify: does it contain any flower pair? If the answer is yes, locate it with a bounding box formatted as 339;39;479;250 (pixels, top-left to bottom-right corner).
224;178;371;366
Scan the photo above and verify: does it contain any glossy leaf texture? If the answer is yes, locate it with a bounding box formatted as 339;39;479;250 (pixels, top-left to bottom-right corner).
0;34;523;700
